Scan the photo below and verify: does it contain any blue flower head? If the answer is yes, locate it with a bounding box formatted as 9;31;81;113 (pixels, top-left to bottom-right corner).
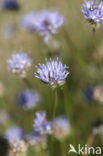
18;89;40;110
35;10;64;41
33;112;52;135
1;0;20;11
81;0;103;24
5;126;24;142
8;52;32;76
35;58;69;88
21;10;64;43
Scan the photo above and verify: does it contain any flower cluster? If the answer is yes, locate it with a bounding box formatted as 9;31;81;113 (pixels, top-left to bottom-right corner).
35;58;69;88
21;10;64;43
8;52;32;76
81;0;103;24
33;112;52;135
18;89;40;110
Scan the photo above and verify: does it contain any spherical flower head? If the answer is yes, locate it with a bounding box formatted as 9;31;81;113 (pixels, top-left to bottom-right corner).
8;52;32;76
35;58;69;88
5;126;24;142
18;89;40;110
33;112;52;135
81;0;103;24
35;10;64;35
1;0;20;11
53;116;70;140
21;10;64;43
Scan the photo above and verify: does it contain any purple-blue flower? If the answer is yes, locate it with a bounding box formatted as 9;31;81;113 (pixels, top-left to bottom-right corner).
35;10;64;36
5;126;28;155
84;87;94;101
35;58;69;88
33;112;52;135
21;10;64;43
8;52;32;75
1;0;20;11
53;116;70;140
18;89;40;110
5;126;24;142
81;0;103;24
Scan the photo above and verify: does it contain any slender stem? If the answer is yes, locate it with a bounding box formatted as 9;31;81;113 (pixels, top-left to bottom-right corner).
50;89;58;156
52;89;58;122
92;27;103;78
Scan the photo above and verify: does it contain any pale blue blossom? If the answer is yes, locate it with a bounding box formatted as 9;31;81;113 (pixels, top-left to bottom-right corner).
8;52;32;75
81;0;103;24
35;58;69;87
33;112;52;135
18;89;40;110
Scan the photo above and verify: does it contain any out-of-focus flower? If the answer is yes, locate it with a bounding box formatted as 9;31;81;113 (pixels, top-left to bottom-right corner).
53;116;70;140
84;87;94;101
8;52;32;77
0;110;9;125
84;85;103;103
17;89;40;110
5;126;24;142
93;85;103;102
5;126;28;156
21;12;38;31
81;0;103;24
21;10;64;43
0;82;5;96
93;125;103;134
26;132;47;151
35;58;69;88
33;112;52;135
92;120;103;135
34;10;64;43
8;140;28;156
1;0;20;11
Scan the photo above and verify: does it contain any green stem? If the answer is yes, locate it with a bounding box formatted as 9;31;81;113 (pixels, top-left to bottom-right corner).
52;89;58;122
92;28;103;78
50;89;58;156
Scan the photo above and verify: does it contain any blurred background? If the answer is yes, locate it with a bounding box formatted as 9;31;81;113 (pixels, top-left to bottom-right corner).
0;0;103;156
